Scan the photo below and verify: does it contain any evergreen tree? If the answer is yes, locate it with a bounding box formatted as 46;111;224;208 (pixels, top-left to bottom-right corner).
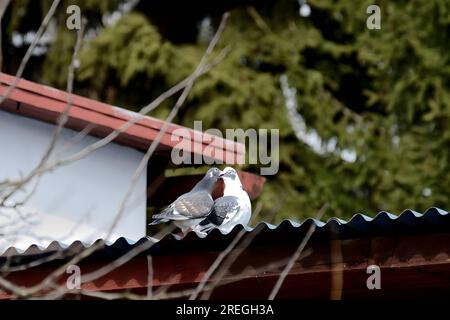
2;0;449;221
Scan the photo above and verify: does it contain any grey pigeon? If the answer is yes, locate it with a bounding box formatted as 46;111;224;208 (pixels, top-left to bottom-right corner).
193;167;251;234
149;167;222;234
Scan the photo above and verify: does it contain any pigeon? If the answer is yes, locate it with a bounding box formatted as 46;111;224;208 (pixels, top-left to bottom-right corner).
193;167;252;234
149;167;222;234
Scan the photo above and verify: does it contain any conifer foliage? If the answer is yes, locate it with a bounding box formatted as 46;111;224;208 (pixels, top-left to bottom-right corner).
2;0;449;221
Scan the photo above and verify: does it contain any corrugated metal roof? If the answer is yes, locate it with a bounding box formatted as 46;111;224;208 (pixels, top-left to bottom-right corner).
1;207;448;263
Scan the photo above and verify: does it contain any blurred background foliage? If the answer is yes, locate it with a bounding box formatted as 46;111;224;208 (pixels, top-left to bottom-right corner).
1;0;449;222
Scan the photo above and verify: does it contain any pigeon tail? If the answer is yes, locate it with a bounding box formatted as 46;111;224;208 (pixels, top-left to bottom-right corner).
149;218;169;225
149;208;176;225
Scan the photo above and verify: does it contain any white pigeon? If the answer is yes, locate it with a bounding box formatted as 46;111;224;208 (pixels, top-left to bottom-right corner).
193;167;252;234
149;167;222;234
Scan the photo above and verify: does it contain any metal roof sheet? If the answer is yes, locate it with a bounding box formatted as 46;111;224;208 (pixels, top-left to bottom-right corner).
1;207;448;263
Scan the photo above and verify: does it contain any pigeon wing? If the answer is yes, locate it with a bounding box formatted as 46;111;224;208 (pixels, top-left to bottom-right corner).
176;191;215;217
153;190;214;221
200;196;240;227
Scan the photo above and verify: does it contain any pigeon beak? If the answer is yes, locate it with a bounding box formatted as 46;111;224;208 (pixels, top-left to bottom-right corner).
220;171;231;177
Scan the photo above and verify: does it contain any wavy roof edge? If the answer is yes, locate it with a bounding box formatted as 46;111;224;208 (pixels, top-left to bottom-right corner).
1;207;448;257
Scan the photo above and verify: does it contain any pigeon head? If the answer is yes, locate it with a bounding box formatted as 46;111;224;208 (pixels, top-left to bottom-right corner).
205;167;222;179
192;167;221;192
220;167;239;181
220;167;246;195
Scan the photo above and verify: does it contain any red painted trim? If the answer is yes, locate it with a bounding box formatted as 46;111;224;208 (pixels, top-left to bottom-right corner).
0;73;244;163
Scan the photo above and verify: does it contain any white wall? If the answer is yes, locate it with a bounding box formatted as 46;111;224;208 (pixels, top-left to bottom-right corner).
0;110;147;253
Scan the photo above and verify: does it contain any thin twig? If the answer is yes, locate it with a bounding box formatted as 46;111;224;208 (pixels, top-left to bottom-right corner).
189;229;247;300
0;12;230;298
1;18;86;206
0;0;61;105
155;250;312;300
64;254;308;300
330;239;343;300
0;0;11;71
146;255;153;299
103;12;230;243
268;203;329;300
198;203;263;300
0;46;230;197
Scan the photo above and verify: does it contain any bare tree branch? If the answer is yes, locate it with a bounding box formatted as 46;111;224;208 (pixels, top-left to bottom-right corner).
51;253;309;300
330;238;343;300
190;229;247;300
0;46;230;198
0;0;11;71
0;12;230;299
0;0;61;105
190;203;263;300
268;203;329;300
154;250;312;300
146;255;153;299
0;18;86;207
99;12;230;244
